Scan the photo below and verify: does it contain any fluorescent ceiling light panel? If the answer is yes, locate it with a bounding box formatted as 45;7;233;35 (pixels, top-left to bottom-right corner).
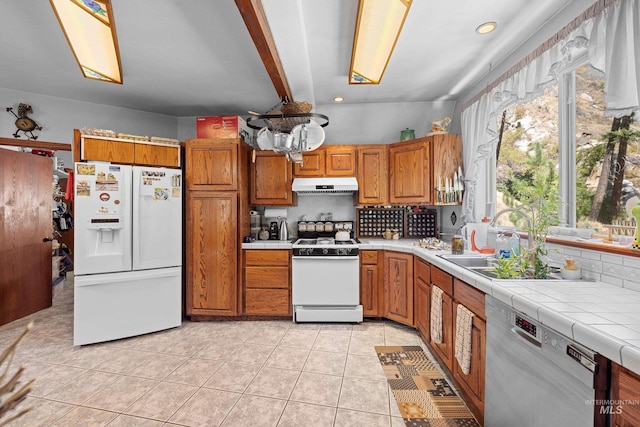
50;0;122;83
350;0;412;84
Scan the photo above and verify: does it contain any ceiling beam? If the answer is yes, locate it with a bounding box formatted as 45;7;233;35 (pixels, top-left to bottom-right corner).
235;0;293;102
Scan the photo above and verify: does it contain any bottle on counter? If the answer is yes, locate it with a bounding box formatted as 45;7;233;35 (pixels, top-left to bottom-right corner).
510;232;520;256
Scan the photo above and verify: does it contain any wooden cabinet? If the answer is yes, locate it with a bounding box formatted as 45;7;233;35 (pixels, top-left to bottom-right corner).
186;140;238;191
357;145;388;205
612;363;640;427
186;191;238;316
77;133;180;168
293;146;356;177
429;265;454;369
185;138;250;319
431;134;463;205
414;257;431;341
244;250;291;316
383;251;414;326
452;278;486;425
389;139;431;204
250;151;296;206
360;250;382;316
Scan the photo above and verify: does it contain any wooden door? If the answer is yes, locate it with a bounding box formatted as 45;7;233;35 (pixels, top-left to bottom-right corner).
81;137;135;163
250;151;296;205
186;191;238;316
389;140;431;204
430;134;462;205
357;145;388;205
0;149;52;325
414;258;431;340
360;250;380;316
185;139;238;191
383;251;414;326
325;146;356;176
612;363;640;427
293;150;325;176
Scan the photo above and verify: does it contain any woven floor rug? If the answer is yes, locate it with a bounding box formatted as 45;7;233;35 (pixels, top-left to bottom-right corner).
375;345;480;427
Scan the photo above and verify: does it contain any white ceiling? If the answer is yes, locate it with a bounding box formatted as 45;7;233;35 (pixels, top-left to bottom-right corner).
0;0;580;118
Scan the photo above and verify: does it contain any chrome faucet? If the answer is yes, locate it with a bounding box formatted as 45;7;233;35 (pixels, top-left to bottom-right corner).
490;208;533;250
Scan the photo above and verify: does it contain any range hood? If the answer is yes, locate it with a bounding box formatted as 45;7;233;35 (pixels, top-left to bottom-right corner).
292;177;358;195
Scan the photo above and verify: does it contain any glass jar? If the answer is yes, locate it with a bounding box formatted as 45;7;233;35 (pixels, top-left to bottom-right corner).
258;226;270;240
451;234;464;255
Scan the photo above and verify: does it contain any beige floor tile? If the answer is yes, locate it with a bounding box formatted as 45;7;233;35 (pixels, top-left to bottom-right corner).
303;350;347;376
60;344;124;369
192;340;242;361
321;323;353;331
312;334;350;353
245;326;288;346
391;416;405;426
338;377;390;415
94;348;154;375
343;353;386;381
5;396;74;427
221;394;287;427
229;343;276;365
289;371;343;407
48;406;118;427
334;409;391;427
388;384;402;418
265;346;310;370
23;362;87;397
245;367;300;399
348;335;385;356
106;414;164;427
278;329;320;350
83;375;158;413
124;381;198;421
44;370;120;404
129;352;188;379
203;361;261;393
164;357;224;386
277;401;337;427
169;388;241;427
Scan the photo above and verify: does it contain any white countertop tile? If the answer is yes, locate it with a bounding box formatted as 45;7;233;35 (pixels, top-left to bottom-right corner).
572;323;625;364
538;307;576;337
511;295;542;320
565;312;616;325
621;345;640;373
591;325;640;341
596;312;640;325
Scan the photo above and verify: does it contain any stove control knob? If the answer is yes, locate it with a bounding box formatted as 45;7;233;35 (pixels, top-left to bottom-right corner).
323;248;329;255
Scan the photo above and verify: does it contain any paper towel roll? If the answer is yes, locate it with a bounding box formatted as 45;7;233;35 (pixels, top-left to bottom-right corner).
264;208;288;218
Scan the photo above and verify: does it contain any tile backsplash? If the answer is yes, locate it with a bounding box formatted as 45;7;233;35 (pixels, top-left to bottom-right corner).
547;243;640;292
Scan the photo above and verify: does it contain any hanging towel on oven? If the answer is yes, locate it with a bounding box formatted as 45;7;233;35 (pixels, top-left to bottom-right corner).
430;286;444;344
455;304;475;375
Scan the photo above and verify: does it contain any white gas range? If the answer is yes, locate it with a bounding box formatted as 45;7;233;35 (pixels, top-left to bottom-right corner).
291;235;363;323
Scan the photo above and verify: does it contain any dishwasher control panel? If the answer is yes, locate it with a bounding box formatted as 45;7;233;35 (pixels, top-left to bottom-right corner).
514;314;537;338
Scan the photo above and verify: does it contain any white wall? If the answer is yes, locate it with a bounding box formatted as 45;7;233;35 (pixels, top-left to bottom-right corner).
2;88;179;145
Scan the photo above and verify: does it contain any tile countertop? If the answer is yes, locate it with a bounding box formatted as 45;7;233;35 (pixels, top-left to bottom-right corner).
242;239;640;374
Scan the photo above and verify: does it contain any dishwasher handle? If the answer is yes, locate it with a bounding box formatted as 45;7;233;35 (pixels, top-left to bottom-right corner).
510;327;542;348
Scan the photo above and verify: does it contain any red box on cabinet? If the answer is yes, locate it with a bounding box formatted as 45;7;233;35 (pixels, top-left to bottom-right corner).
196;115;250;140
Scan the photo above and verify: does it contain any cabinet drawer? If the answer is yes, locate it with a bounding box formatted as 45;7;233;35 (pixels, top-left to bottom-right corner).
431;266;453;295
245;250;290;266
454;278;485;319
245;267;289;288
360;250;379;265
245;289;290;315
415;258;431;284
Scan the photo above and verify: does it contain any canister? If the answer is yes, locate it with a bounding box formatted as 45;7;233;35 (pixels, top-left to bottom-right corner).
451;234;464;254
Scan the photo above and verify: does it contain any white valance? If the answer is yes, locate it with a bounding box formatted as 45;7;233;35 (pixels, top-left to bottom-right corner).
460;0;640;222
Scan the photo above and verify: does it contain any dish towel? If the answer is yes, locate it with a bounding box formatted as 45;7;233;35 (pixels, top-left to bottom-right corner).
455;304;475;375
430;286;444;344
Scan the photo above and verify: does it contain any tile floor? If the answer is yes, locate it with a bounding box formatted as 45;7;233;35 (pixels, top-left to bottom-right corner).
1;276;427;426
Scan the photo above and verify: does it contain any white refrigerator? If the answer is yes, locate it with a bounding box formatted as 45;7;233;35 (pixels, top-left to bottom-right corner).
73;163;182;346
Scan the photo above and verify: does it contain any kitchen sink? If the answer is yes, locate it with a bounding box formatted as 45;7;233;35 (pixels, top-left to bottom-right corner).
437;254;495;268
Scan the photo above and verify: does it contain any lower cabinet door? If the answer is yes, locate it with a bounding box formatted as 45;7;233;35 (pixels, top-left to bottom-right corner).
414;279;430;341
431;291;454;370
360;263;379;316
384;252;414;326
245;289;290;315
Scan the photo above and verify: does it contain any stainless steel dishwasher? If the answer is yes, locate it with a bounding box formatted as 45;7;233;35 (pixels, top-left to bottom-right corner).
485;296;609;427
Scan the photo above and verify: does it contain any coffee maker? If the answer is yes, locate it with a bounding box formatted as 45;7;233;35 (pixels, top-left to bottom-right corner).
263;208;288;241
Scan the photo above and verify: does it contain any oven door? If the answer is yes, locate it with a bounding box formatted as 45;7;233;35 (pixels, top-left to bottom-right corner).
292;256;360;305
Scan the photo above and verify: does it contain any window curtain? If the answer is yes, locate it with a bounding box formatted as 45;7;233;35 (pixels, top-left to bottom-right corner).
460;0;640;222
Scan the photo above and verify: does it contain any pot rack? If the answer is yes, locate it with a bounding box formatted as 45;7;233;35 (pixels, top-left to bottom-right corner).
246;112;329;133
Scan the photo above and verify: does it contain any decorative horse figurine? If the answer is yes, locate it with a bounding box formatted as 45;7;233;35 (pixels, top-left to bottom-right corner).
430;116;451;134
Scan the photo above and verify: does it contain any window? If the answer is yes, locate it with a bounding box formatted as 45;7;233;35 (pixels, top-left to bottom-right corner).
495;61;640;238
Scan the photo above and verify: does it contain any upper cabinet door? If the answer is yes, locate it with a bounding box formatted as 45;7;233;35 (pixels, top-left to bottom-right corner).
389;139;431;204
250;151;296;206
293;150;325;177
325;146;356;176
81;137;135;164
357;145;388;205
185;139;238;191
134;143;180;168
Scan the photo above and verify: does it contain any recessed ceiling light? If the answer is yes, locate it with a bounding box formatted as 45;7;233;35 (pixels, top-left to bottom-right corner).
476;21;497;35
333;96;345;102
